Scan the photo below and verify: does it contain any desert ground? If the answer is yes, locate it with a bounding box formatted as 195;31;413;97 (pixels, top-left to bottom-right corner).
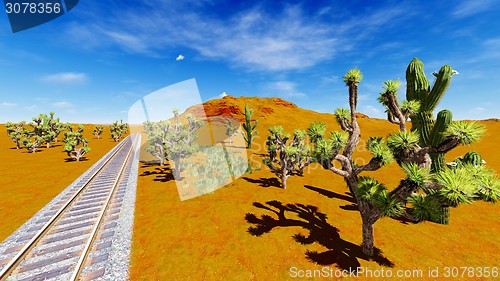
0;124;129;242
1;97;498;280
129;97;500;280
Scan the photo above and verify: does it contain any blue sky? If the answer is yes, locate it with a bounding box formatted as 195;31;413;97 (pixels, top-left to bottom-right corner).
0;0;499;123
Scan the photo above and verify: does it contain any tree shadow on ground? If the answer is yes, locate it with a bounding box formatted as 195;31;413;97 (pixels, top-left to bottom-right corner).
64;157;89;162
139;161;174;182
245;200;394;272
242;177;281;188
305;185;418;223
304;185;356;203
222;144;247;149
305;185;358;211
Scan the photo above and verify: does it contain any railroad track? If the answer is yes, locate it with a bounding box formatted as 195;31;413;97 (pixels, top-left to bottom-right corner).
0;134;140;281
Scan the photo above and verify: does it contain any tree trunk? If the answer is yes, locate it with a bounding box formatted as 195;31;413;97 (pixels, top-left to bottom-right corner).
173;159;181;179
282;173;287;189
361;219;375;256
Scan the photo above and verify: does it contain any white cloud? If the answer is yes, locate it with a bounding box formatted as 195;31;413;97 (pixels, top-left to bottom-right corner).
207;91;229;101
265;81;305;98
321;75;340;84
470;106;486;114
41;72;88;84
0;102;17;108
363;105;384;118
104;31;151;54
176;55;185;61
452;0;495;18
62;2;413;72
52;101;74;109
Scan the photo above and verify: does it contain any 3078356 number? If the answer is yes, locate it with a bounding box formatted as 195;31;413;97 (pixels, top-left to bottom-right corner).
5;2;61;14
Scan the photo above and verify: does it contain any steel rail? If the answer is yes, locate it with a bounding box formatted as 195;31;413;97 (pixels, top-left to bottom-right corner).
0;135;132;281
69;134;137;280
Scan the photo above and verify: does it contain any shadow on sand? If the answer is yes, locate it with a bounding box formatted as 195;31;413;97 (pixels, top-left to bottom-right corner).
242;177;281;188
305;185;359;211
64;157;89;162
305;184;419;224
139;161;175;182
245;200;394;272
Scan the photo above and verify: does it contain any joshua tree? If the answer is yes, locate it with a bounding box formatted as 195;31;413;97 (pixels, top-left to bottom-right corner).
263;126;310;189
162;110;203;179
40;112;67;148
19;112;68;151
143;120;170;166
21;116;45;153
242;104;258;149
224;119;239;144
63;125;91;161
6;121;26;149
381;58;461;172
311;62;499;256
21;136;43;153
110;120;128;142
93;125;104;139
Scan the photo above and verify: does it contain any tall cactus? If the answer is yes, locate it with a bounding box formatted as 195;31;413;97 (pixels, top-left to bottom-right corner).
428;110;453;172
405;58;457;172
242;104;258;149
405;58;430;102
463;151;483;166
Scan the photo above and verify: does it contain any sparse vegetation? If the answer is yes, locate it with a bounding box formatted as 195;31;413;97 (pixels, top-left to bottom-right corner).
7;112;67;153
6;121;26;149
224;119;239;144
263;126;310;189
62;124;91;161
307;59;500;256
242;104;258;149
110;120;128;142
143;120;170;166
144;110;202;179
93;125;104;139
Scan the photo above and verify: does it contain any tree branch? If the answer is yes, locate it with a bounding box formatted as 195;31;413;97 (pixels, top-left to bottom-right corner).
419;137;460;155
329;165;350;177
356;157;383;173
386;92;407;131
334;154;353;173
387;111;399;124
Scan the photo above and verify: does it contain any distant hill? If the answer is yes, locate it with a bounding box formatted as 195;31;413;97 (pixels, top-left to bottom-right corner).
185;95;369;133
187;95;369;122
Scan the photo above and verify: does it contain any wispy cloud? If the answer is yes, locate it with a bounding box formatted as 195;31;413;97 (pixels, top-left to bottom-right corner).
362;105;384;118
52;101;74;109
452;0;495;18
321;75;340;85
0;102;17;108
264;81;305;98
470;106;486;114
62;2;413;71
41;72;88;84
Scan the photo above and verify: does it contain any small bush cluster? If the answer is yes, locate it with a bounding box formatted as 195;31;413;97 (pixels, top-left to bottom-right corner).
3;113;130;162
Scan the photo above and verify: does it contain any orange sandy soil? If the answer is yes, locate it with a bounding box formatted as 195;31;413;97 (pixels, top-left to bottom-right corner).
130;97;499;280
0;124;129;242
